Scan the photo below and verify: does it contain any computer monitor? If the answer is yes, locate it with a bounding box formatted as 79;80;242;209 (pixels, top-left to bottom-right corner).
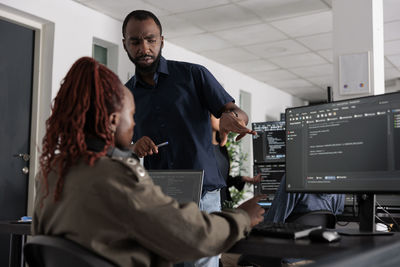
285;92;400;234
148;170;204;206
254;163;286;207
252;121;286;163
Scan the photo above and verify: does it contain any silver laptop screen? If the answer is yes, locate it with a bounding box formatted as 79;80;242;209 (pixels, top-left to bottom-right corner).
148;170;204;206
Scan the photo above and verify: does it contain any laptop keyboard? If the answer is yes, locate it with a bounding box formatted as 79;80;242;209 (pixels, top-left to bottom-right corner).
251;222;322;239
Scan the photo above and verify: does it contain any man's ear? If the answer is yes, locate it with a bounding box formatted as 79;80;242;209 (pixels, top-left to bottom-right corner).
161;36;164;49
122;39;127;52
109;112;121;133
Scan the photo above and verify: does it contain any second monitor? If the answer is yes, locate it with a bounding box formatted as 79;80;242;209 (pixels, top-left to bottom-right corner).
252;121;286;206
252;121;286;163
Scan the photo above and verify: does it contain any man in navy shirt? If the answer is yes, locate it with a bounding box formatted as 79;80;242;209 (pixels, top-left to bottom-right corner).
122;10;256;267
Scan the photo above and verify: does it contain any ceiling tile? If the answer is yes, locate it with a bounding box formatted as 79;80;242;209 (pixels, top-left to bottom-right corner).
383;0;400;22
317;49;333;62
237;0;329;21
168;33;232;53
385;40;400;56
307;75;333;88
177;4;262;32
227;59;279;73
216;23;287;46
271;11;332;37
297;32;332;51
245;39;309;58
385;58;396;69
148;0;230;13
269;53;328;68
384;21;400;41
387;54;400;68
73;0;400;103
249;69;298;82
79;0;171;20
161;16;205;38
290;63;333;78
322;0;332;7
200;47;259;64
385;68;400;80
267;78;314;89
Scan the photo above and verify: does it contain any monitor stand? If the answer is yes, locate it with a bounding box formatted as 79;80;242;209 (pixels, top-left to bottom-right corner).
338;194;393;236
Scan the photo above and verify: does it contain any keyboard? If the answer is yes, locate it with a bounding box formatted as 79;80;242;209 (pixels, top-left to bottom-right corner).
251;222;322;239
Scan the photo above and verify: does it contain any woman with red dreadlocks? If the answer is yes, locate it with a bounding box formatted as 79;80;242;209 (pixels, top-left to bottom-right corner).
32;57;265;267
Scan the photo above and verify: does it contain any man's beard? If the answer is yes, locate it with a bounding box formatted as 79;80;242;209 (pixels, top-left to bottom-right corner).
128;50;162;75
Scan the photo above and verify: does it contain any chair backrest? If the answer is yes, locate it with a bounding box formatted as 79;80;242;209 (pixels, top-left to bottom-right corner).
24;235;116;267
286;210;337;229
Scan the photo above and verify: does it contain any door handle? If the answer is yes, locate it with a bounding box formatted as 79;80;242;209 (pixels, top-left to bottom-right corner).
13;153;30;162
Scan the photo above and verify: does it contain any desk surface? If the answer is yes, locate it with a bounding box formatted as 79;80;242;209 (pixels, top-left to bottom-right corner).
229;232;400;260
0;221;31;235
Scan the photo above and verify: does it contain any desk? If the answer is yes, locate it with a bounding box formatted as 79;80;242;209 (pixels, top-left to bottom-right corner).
229;232;400;266
0;221;31;267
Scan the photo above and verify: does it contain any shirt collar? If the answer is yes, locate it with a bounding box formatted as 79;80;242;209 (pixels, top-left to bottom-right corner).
133;56;169;88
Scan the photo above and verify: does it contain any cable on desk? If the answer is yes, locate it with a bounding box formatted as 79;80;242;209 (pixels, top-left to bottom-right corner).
375;201;400;232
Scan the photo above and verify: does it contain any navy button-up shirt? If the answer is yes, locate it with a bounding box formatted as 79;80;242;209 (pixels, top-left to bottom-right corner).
126;57;234;192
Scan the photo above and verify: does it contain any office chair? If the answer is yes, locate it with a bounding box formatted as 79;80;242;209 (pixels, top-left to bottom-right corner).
285;210;337;229
24;235;116;267
237;210;337;267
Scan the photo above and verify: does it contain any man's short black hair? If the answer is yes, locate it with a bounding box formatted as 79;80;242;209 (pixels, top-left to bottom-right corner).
122;10;162;38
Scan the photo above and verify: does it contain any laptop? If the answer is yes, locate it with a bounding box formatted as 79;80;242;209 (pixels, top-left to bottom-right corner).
148;170;204;206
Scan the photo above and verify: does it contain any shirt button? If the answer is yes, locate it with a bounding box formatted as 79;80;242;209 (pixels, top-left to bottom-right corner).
155;106;160;110
160;123;165;128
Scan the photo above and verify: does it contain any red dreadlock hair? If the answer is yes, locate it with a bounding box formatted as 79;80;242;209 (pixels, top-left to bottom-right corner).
40;57;123;202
